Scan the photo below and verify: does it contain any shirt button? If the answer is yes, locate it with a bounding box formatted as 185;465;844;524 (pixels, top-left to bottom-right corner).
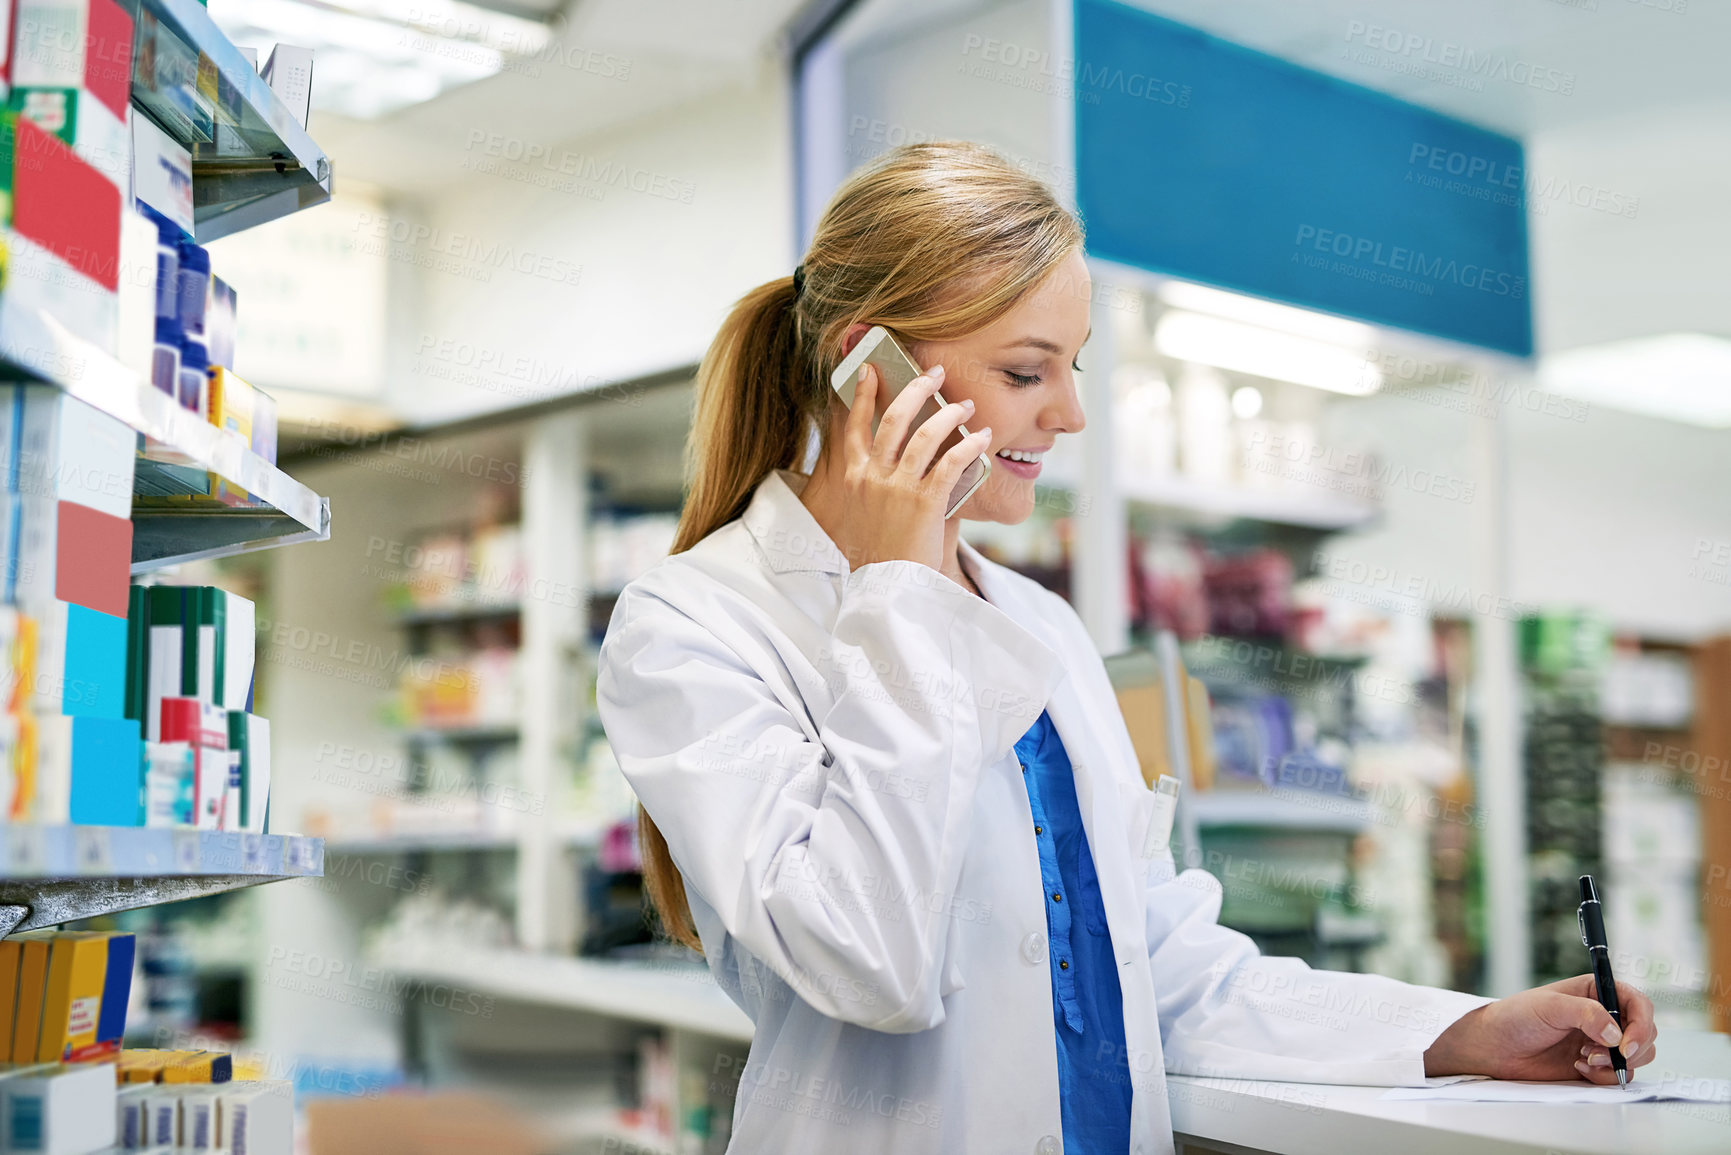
1034;825;1043;835
1059;959;1069;970
1036;1136;1061;1155
1020;931;1047;965
1051;892;1063;903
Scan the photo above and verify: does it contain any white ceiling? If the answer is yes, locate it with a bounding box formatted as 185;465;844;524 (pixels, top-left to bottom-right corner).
315;0;1731;196
314;0;812;195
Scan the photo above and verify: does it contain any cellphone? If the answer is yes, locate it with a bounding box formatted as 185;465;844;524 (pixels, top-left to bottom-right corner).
829;325;992;519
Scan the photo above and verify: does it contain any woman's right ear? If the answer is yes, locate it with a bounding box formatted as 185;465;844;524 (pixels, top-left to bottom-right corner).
838;323;872;359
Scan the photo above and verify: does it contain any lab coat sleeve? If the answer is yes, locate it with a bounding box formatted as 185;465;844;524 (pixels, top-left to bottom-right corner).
1144;867;1496;1086
596;559;1066;1034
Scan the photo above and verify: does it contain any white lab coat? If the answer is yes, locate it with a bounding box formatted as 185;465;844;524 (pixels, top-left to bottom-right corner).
596;467;1492;1155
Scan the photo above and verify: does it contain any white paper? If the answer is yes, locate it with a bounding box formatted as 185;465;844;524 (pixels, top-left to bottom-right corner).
1383;1076;1731;1104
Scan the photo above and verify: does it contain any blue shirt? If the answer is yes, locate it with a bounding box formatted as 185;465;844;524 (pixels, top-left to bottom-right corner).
1015;708;1133;1154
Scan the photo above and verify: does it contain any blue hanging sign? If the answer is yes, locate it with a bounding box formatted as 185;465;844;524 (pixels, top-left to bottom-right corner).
1074;0;1533;357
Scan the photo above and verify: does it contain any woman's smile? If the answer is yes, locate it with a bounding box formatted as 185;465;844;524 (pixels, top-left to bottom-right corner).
992;444;1051;480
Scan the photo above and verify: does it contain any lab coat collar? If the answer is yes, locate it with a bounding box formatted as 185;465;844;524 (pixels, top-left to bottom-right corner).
742;468;850;575
957;536;1009;607
742;468;1022;602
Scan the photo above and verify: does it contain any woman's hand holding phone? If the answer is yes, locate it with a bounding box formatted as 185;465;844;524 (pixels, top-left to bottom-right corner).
828;361;992;573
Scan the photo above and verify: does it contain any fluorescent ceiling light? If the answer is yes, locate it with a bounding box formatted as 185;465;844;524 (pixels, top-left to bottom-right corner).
211;0;552;120
1154;311;1382;396
340;0;551;55
1539;333;1731;428
1231;385;1264;419
1157;281;1377;347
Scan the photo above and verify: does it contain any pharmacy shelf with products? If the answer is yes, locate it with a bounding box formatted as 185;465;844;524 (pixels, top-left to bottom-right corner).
1030;271;1504;986
1516;615;1715;1031
1104;614;1475;979
0;0;333;1146
1038;266;1530;990
301;449;679;860
983;488;1417;969
292;438;543;1002
360;509;530;851
257;382;751;1155
1691;640;1731;1033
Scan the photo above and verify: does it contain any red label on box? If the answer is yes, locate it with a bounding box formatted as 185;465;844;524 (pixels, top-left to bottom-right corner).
63;1038;121;1064
159;697;228;749
54;501;131;616
11;118;122;290
88;0;137;119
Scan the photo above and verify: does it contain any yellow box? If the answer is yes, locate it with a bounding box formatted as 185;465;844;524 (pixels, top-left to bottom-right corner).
0;941;20;1055
207;366;256;506
118;1049;172;1084
37;932;108;1062
161;1049;233;1083
9;933;52;1062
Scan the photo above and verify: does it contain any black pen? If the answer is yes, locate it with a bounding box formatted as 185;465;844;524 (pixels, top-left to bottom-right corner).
1577;874;1628;1088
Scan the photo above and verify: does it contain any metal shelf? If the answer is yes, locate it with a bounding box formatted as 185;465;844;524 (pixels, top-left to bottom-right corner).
389;602;522;628
1188;790;1376;833
370;944;754;1042
326;823;603;855
0;826;324;939
326;829;518;855
0;297;332;571
1039;468;1379;531
129;0;334;242
1119;474;1380;531
403;725;520;747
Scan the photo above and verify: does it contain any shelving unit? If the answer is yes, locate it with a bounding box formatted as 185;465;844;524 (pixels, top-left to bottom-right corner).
0;828;323;938
323;830;518;856
0;296;331;571
347;504;534;874
403;725;521;748
1040;465;1381;532
132;0;335;241
391;603;521;628
0;0;335;1098
1119;473;1381;531
259;382;721;1149
1066;269;1451;973
326;823;605;856
1188;791;1376;833
369;941;751;1153
1695;640;1731;1032
369;943;753;1043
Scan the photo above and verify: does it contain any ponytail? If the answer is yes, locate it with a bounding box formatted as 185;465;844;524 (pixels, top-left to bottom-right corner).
671;276;815;558
639;275;820;952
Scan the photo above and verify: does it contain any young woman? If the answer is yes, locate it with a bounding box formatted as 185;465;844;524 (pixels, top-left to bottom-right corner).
595;141;1655;1155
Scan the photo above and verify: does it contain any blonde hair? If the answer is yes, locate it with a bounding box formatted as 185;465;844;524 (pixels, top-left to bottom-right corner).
640;140;1084;952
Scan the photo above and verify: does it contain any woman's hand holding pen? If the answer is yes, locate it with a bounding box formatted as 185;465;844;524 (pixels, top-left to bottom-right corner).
1421;975;1658;1084
804;361;991;573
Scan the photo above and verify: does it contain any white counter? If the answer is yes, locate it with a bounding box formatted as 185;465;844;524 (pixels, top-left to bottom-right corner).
1170;1029;1731;1155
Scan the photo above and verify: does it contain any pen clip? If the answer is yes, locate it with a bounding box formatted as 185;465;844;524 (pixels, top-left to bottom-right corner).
1577;905;1590;950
